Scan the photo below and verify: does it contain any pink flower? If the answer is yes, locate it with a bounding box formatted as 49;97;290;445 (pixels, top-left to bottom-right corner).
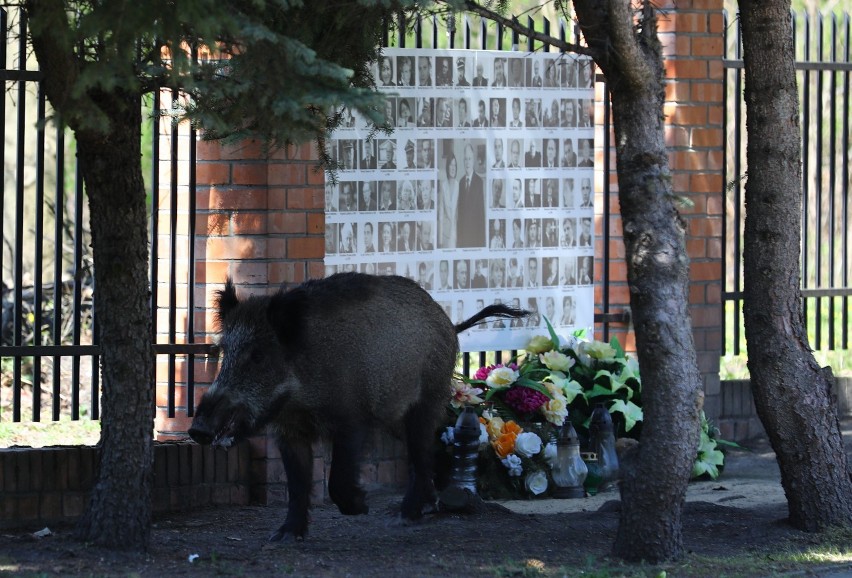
503;386;549;414
450;380;484;409
473;363;518;381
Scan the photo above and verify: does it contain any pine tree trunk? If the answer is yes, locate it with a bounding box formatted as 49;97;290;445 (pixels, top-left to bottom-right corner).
72;92;155;549
26;0;156;549
739;0;852;531
607;88;703;563
571;0;704;562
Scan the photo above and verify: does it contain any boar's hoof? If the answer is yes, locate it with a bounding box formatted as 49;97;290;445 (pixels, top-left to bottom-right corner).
268;525;306;543
336;501;369;516
330;489;369;516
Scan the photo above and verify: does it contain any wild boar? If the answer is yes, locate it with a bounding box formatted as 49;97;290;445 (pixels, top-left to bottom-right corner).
189;272;527;542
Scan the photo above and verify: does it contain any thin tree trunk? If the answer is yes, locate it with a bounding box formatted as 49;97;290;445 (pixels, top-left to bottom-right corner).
71;93;155;549
608;90;703;563
568;0;703;562
26;0;156;549
739;0;852;531
465;0;705;560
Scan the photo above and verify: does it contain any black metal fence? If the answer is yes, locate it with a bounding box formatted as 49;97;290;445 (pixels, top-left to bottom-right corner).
13;8;848;427
723;10;852;355
0;10;624;427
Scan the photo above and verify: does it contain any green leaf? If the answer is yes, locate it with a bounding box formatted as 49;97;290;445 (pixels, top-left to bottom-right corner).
610;336;626;359
561;378;585;404
691;458;719;480
584;384;615;400
594;369;629;394
608;399;643;432
543;316;560;351
714;438;744;449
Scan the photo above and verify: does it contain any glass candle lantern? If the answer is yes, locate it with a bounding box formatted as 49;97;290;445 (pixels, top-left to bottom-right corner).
589;403;620;492
551;420;587;499
581;452;603;496
439;406;482;510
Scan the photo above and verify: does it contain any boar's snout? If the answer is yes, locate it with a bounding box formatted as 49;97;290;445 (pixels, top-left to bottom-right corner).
188;414;215;445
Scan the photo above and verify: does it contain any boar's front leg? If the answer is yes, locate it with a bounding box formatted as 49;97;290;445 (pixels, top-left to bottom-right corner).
328;428;369;515
269;435;313;542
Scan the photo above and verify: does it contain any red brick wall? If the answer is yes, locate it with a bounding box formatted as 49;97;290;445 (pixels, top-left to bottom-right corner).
598;0;725;417
659;0;725;418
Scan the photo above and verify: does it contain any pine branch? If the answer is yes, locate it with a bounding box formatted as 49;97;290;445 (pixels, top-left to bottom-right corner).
456;0;595;58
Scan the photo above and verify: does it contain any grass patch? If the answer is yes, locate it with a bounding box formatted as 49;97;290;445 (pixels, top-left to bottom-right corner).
0;417;100;448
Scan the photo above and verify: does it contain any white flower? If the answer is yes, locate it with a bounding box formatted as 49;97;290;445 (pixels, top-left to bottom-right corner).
543;442;557;466
501;454;523;477
581;340;617;360
478;423;489;447
540;350;575;372
486;366;519;389
440;426;455;445
525;335;553;354
542;397;569;426
525;470;548;495
514;432;542;458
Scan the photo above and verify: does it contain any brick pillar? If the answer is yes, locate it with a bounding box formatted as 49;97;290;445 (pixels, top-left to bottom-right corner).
594;3;725;421
658;0;726;420
152;130;326;442
173;139;328;502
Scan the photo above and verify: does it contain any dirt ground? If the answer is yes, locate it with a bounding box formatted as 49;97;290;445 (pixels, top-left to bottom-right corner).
3;423;852;578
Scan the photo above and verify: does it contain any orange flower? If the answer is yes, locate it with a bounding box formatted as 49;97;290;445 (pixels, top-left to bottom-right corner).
493;431;518;458
503;420;523;436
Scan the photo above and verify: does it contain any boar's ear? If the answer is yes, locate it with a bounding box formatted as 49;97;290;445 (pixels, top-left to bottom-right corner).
214;278;240;328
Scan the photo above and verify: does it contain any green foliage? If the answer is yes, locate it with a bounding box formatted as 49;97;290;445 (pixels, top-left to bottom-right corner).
22;0;423;147
691;411;739;480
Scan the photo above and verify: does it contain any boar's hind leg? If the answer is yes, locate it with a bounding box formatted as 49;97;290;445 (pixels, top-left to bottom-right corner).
400;403;439;520
328;429;369;515
269;436;313;542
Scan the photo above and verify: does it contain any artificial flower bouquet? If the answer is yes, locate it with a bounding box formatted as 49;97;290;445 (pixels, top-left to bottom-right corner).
442;320;644;499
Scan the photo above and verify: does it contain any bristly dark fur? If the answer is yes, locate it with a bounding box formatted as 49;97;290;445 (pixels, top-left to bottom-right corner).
193;272;532;543
214;278;240;330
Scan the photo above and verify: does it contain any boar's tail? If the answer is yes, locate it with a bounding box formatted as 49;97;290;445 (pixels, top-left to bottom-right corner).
455;305;530;334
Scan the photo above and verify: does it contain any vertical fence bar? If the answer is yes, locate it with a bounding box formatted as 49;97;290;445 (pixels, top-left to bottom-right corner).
602;82;612;343
801;13;811;345
828;14;837;350
732;14;744;355
32;86;47;422
527;17;534;52
843;14;850;349
0;9;6;316
722;12;728;354
187;48;199;417
12;10;28;422
71;164;84;420
167;88;180;418
151;91;161;362
814;14;824;349
51;124;65;421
